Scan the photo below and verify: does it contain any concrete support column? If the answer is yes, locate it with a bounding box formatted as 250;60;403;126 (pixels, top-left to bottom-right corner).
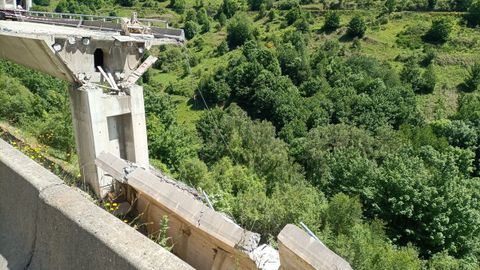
69;84;149;197
125;85;149;168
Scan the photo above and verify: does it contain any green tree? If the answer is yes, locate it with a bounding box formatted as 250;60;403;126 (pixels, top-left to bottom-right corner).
385;0;396;13
428;0;437;10
277;44;311;85
247;0;265;10
216;40;229;56
424;18;452;44
323;11;341;31
33;0;50;6
117;0;135;7
197;74;231;105
0;75;37;123
226;14;256;48
285;7;303;25
218;12;227;26
184;21;199;40
347;16;367;38
219;0;241;18
463;62;480;92
36;111;74;160
169;0;186;13
197;8;210;33
401;61;436;94
421;64;437;94
466;0;480;27
324;193;363;236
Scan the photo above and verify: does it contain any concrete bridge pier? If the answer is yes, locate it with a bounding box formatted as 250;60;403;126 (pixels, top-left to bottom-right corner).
70;84;149;197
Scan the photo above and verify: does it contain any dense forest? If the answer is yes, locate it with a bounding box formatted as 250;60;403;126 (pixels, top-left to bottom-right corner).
2;0;480;268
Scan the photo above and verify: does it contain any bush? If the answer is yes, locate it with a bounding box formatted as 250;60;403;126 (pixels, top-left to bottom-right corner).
424;18;452;44
323;11;340;31
347;16;367;38
396;24;429;49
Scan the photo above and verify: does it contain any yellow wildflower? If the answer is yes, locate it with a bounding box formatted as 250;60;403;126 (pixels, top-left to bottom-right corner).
123;220;128;223
112;203;118;207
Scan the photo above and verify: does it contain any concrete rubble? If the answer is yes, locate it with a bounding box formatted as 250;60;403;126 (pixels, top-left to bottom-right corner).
250;244;281;270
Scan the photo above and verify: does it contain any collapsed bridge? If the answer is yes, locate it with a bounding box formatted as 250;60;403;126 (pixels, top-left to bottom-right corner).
0;12;351;270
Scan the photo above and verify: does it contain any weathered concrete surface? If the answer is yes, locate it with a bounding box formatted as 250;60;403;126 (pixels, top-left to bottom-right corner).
278;224;352;270
70;84;149;197
0;139;192;270
0;20;146;83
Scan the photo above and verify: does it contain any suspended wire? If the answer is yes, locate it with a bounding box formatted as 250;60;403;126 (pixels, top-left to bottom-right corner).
182;47;240;166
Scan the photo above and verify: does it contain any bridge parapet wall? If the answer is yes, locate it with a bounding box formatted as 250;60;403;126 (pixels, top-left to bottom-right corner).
0;138;192;270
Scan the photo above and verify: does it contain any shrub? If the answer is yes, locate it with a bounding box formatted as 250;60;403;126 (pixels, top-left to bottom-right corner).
348;16;367;38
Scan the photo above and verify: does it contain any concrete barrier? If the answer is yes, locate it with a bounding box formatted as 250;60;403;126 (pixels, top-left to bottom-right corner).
0;139;192;270
278;224;352;270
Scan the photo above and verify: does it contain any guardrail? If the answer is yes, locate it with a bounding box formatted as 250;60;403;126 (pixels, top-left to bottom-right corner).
23;10;170;27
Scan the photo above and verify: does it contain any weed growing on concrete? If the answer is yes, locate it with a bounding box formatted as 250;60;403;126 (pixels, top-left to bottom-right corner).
150;215;173;252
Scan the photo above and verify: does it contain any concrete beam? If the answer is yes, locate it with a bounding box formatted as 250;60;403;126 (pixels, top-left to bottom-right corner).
0;31;75;82
278;224;352;270
96;152;267;270
0;138;193;270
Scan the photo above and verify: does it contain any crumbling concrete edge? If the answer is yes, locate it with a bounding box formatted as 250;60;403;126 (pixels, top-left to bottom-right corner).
278;224;353;270
0;139;193;270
